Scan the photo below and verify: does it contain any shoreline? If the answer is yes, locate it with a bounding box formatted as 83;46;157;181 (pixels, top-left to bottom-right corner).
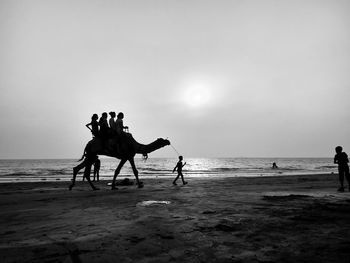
1;173;350;262
0;171;336;184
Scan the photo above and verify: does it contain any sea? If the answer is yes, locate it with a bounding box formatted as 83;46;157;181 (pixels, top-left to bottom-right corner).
0;157;337;183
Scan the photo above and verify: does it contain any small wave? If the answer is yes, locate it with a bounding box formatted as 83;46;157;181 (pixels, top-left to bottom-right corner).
139;168;170;173
137;200;171;207
211;167;239;172
315;165;337;169
277;167;304;171
1;172;36;177
45;169;71;175
141;171;170;175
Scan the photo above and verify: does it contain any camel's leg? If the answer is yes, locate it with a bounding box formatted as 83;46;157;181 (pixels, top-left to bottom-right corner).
84;157;99;191
111;159;127;190
129;158;143;188
69;160;86;190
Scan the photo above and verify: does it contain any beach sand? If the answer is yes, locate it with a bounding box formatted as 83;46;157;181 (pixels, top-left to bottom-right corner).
1;174;350;263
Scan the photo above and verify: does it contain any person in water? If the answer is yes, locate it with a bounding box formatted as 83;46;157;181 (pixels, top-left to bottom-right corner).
334;146;350;192
272;162;278;169
116;112;129;135
86;114;99;137
172;156;188;185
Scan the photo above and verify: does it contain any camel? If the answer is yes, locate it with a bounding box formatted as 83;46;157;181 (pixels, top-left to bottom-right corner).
69;134;170;190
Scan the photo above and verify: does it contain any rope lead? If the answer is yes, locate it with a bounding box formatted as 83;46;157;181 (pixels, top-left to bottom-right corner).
170;144;181;157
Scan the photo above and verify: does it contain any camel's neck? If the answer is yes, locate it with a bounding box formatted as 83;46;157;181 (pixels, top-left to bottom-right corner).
133;138;170;155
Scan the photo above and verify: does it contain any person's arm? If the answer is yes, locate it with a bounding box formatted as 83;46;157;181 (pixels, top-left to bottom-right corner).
172;164;177;173
86;122;92;131
182;162;187;167
122;121;128;130
334;155;338;164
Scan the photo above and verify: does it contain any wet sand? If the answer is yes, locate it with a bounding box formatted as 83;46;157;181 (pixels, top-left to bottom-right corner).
1;173;350;263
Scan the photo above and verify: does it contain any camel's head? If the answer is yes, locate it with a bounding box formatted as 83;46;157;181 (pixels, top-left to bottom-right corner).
156;138;171;146
140;138;171;157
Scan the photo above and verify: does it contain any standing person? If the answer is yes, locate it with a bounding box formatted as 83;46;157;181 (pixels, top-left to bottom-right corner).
172;156;188;185
86;114;99;137
93;156;101;182
334;146;350;192
83;156;101;182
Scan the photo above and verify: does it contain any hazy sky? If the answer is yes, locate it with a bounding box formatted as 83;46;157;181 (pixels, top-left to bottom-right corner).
1;0;350;159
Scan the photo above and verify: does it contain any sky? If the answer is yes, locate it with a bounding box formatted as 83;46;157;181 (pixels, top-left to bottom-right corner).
1;0;350;159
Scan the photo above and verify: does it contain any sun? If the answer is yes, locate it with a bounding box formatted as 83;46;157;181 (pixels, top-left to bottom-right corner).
184;83;211;108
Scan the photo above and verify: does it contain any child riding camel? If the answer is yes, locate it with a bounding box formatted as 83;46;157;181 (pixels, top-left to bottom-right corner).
86;114;99;137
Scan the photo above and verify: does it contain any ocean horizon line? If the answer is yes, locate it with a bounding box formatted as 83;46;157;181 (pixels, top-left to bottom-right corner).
0;156;333;160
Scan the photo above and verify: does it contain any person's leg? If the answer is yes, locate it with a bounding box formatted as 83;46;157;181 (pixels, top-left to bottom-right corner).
84;158;99;190
69;160;86;190
344;166;350;190
97;170;99;182
180;173;187;185
173;174;179;185
129;158;143;188
338;167;345;191
111;159;127;190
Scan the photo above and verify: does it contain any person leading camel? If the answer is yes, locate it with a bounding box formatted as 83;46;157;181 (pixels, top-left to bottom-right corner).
172;156;188;186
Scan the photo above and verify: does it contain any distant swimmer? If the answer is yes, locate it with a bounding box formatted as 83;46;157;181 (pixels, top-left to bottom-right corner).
272;162;278;169
334;146;350;192
172;156;188;186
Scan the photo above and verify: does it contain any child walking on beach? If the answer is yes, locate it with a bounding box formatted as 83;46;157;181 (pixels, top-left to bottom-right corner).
334;146;350;192
172;156;188;185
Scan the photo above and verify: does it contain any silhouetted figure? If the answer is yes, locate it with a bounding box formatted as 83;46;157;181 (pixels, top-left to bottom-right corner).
99;112;109;139
116;112;129;135
172;156;188;185
86;114;99;137
272;162;278;169
334;146;350;192
71;138;170;191
83;156;100;182
93;156;101;182
109;111;117;134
